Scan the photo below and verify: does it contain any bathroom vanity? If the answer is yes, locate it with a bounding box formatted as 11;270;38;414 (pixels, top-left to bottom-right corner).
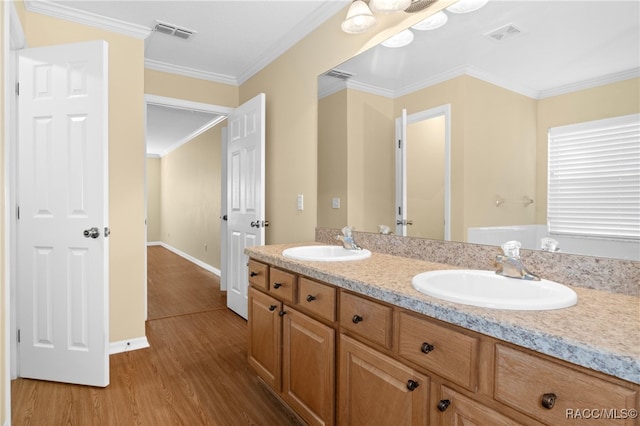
245;243;639;426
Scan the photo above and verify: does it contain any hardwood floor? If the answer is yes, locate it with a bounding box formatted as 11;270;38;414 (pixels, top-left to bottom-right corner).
11;246;303;426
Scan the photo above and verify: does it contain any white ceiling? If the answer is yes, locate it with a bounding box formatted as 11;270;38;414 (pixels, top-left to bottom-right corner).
26;1;640;156
320;1;640;99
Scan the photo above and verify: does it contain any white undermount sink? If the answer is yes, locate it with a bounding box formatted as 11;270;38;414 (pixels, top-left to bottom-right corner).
282;245;372;262
411;269;577;310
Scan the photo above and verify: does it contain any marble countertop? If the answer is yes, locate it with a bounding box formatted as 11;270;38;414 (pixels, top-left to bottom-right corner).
246;243;640;384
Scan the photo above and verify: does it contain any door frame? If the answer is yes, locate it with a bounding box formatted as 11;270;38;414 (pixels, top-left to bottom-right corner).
5;0;26;409
395;104;451;240
143;94;232;299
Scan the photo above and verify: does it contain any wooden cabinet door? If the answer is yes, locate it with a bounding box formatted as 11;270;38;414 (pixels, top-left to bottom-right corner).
283;307;335;426
438;386;524;426
248;287;282;390
339;335;429;426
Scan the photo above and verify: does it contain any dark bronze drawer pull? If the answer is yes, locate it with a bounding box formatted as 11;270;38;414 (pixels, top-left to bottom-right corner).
273;282;282;289
541;393;556;409
268;305;277;311
437;399;451;412
306;294;316;302
406;380;420;391
352;314;363;324
420;342;435;354
250;271;258;277
278;310;287;317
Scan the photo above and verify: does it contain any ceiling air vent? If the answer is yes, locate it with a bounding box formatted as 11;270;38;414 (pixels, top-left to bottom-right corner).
325;69;353;81
483;23;524;42
153;21;197;40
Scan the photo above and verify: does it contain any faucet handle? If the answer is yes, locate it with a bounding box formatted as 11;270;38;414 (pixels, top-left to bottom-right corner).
501;240;522;258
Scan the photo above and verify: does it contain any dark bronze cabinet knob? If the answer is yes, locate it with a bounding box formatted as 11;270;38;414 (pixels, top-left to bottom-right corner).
273;282;282;289
268;305;277;311
437;399;451;412
420;342;435;354
250;271;258;277
406;380;420;391
306;294;316;302
352;315;363;324
541;393;557;409
278;310;287;317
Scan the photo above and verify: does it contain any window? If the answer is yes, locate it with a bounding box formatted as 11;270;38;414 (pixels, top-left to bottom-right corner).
547;113;640;240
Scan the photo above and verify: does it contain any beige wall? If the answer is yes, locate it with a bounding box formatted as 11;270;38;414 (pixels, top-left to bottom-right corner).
146;157;161;242
19;6;147;343
535;78;640;223
318;90;348;229
145;68;238;107
407;116;445;239
159;127;222;269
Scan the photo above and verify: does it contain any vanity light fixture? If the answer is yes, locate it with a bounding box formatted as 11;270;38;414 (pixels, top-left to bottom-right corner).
341;0;377;34
381;28;414;47
446;0;489;14
370;0;412;14
411;10;448;30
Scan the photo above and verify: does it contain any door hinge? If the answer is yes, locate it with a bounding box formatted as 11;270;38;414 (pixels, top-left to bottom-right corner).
15;83;19;96
17;329;20;343
398;139;401;149
16;205;20;220
398;206;402;215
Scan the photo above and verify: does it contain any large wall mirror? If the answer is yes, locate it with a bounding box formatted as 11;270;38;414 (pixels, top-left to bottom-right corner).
317;0;639;260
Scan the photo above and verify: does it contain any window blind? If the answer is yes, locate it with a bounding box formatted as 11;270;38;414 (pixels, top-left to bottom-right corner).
547;113;640;240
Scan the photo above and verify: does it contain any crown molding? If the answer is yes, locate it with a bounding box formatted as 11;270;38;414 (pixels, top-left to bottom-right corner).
144;59;239;86
237;1;349;85
538;68;640;99
24;0;151;39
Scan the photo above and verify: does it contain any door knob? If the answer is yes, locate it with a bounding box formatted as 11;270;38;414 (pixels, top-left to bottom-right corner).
83;227;100;239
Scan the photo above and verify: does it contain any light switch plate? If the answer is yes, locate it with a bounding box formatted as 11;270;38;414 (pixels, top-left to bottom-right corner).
332;197;341;209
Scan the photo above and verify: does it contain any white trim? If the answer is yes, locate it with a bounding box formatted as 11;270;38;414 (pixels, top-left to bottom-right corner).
109;337;150;355
150;242;221;277
24;0;151;39
155;114;227;158
538;67;640;99
145;58;238;86
395;104;451;240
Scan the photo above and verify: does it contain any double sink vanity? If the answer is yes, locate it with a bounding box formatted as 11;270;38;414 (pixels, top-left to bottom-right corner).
245;237;639;425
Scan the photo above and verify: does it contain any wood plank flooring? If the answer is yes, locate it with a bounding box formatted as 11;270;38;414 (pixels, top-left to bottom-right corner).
11;246;303;426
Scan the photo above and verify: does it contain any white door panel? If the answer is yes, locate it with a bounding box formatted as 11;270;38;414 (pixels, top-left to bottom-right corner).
225;94;266;319
17;40;109;387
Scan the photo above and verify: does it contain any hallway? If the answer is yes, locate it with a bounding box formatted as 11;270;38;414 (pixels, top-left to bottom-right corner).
11;246;302;425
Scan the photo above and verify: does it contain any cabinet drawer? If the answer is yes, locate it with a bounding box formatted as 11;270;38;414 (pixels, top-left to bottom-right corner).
269;267;297;303
439;386;524;425
248;260;269;290
340;291;393;349
297;277;336;322
495;344;638;426
398;312;478;391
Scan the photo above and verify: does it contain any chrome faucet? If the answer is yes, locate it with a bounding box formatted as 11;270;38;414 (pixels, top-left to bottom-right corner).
495;241;540;281
337;226;362;250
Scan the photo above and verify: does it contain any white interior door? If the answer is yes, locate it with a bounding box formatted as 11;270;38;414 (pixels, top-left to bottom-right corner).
225;93;266;319
17;40;109;387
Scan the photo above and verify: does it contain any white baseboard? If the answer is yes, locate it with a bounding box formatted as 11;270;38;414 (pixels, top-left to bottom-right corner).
147;241;221;277
110;336;150;355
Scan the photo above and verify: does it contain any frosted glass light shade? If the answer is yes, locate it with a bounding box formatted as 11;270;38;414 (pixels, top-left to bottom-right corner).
446;0;488;14
341;0;376;34
412;11;448;30
369;0;412;14
381;29;414;48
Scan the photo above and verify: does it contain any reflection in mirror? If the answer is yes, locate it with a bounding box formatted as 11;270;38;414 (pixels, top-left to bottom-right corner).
317;1;639;260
